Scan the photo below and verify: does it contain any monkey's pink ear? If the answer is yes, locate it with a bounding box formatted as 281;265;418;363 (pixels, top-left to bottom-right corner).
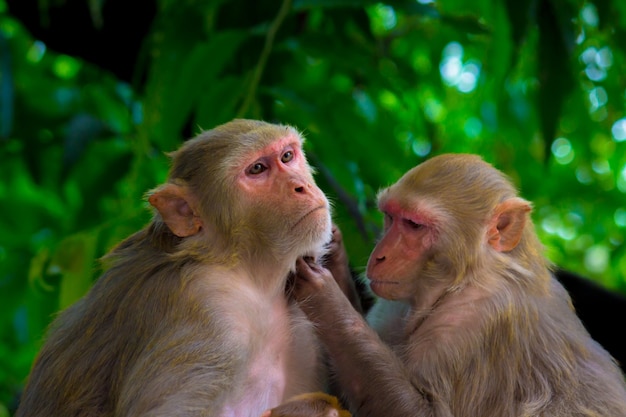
487;197;531;252
148;184;203;237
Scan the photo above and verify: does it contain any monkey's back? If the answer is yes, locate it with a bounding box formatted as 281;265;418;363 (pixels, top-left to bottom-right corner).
525;277;626;416
469;277;626;416
381;275;626;417
14;229;238;417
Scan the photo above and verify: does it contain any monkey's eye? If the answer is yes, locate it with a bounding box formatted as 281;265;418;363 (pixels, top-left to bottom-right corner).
281;150;294;163
247;162;267;175
404;219;423;229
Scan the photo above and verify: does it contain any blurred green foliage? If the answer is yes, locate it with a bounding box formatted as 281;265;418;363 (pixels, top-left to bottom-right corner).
1;0;626;413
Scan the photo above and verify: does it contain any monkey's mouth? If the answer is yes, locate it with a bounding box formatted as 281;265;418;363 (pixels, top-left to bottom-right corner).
368;279;400;297
293;205;327;228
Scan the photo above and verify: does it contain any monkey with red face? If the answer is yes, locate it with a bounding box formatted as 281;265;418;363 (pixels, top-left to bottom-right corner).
293;153;626;417
16;119;345;417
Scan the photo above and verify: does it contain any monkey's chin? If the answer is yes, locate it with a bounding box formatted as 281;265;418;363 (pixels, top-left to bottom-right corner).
295;207;332;257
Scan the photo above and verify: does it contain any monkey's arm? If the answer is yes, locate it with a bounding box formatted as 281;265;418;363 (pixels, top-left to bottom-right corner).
294;258;435;417
116;328;235;417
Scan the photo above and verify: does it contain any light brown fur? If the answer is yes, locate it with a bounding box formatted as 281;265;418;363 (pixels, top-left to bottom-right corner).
294;153;626;417
16;119;334;417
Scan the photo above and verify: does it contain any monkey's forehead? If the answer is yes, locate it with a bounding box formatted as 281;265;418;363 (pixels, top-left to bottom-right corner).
213;128;303;167
247;129;304;153
231;131;304;163
238;124;303;148
377;186;432;212
377;184;450;223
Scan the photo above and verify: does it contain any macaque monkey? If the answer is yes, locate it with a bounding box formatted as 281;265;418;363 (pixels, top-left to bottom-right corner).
293;153;626;417
16;119;336;417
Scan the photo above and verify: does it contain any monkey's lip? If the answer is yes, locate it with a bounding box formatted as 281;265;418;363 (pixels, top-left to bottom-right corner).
293;205;327;227
368;279;400;297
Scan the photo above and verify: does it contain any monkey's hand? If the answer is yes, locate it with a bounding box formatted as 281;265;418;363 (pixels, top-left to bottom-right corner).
260;392;351;417
323;225;350;281
294;257;338;296
293;257;360;325
320;225;363;313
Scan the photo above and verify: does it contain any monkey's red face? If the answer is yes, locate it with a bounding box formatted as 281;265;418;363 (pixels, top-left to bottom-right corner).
366;197;436;301
235;134;331;254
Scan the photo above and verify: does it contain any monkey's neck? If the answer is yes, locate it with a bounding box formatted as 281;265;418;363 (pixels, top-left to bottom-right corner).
233;259;293;298
409;277;452;314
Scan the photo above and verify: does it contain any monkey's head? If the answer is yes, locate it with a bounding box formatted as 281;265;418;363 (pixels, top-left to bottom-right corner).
367;153;538;301
148;119;332;267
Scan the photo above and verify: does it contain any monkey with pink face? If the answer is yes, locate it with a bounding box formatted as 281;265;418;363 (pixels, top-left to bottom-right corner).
293;153;626;417
16;119;350;417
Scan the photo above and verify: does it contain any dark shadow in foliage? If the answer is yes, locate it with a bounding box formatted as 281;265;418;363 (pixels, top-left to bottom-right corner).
555;269;626;373
6;0;156;84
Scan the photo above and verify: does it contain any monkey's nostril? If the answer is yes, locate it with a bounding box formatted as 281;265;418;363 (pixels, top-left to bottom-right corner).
376;256;386;263
295;186;305;193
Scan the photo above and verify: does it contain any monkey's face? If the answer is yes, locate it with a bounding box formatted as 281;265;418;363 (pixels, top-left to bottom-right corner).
366;191;437;301
234;134;332;257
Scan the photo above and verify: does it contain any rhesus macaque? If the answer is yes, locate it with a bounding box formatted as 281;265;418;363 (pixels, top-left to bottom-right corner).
293;153;626;417
16;119;336;417
262;392;351;417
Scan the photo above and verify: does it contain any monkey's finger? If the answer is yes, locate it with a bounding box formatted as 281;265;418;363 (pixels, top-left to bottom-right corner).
331;224;343;242
295;259;330;290
326;225;343;249
301;256;325;272
295;257;317;279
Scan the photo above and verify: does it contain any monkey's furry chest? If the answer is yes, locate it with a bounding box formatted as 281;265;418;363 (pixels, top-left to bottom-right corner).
211;283;323;417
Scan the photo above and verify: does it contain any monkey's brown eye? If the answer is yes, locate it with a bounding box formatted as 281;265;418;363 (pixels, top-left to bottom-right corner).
281;151;294;163
248;162;267;175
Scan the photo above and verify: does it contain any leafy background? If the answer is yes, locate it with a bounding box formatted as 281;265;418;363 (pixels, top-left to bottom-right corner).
1;0;626;414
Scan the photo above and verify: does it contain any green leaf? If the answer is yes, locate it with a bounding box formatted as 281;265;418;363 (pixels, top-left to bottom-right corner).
142;30;247;148
49;231;99;309
537;0;575;152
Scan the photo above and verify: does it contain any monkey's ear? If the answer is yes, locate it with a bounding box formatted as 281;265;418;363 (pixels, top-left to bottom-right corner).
148;184;203;237
487;197;531;252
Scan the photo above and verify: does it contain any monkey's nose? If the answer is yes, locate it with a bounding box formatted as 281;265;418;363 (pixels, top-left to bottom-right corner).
293;181;312;194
